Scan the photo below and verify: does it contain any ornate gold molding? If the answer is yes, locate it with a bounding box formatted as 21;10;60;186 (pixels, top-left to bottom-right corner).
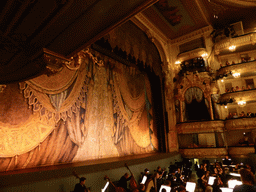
171;26;213;45
177;48;207;62
179;148;227;158
177;120;224;134
220;89;256;103
228;147;254;157
217;60;256;77
176;72;214;101
215;33;256;54
42;48;105;76
0;85;6;93
225;117;256;130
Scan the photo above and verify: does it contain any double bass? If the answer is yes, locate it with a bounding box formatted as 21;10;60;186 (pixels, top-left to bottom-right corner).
72;171;91;192
104;175;126;192
124;163;139;192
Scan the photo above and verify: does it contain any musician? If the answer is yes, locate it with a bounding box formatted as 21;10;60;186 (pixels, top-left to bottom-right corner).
233;168;255;192
118;173;132;192
74;177;87;192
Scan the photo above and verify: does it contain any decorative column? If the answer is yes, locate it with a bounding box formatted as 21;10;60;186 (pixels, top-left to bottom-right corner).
179;99;184;122
208;97;214;120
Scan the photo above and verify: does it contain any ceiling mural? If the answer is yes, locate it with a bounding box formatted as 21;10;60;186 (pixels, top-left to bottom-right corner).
155;0;182;26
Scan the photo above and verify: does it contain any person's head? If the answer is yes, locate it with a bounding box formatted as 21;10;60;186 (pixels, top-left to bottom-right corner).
164;180;172;186
138;184;145;191
144;168;149;174
80;177;86;185
239;168;255;185
124;173;129;179
157;166;161;171
154;172;160;179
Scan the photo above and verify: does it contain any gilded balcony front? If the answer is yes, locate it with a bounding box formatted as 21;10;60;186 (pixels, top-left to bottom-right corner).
219;89;256;103
179;148;227;158
176;120;224;134
225;117;256;130
217;60;256;77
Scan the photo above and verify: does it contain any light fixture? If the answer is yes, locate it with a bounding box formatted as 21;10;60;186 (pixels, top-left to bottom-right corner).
201;53;208;58
221;79;224;82
232;72;240;78
225;105;227;108
175;60;181;64
229;45;236;52
238;101;246;106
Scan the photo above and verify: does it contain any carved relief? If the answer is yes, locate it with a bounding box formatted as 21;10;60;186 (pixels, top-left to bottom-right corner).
177;120;224;134
180;148;227;158
175;72;215;101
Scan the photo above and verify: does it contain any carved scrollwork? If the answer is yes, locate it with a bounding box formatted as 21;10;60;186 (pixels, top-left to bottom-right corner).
0;85;6;93
175;72;215;101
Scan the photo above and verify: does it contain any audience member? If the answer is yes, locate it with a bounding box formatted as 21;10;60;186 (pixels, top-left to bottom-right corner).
233;112;238;118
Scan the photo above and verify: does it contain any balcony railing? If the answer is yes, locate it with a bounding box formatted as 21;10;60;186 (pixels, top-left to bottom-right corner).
177;120;224;134
179;148;227;158
216;60;256;79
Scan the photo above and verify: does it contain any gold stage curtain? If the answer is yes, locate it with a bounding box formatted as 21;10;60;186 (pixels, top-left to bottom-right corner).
112;64;157;151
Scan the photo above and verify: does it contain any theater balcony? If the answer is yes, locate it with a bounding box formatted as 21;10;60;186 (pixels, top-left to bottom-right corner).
177;120;227;158
176;120;224;134
225;117;256;130
219;89;256;104
216;60;256;79
179;148;227;159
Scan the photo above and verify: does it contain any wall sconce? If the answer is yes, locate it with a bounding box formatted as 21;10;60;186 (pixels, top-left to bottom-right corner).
229;45;236;52
237;101;246;106
201;53;208;58
225;105;227;108
175;60;181;64
232;72;240;78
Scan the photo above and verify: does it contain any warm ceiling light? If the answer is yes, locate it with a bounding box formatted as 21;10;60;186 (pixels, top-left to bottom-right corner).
225;105;227;108
238;101;246;106
175;60;181;64
221;79;224;82
232;72;240;78
229;45;236;52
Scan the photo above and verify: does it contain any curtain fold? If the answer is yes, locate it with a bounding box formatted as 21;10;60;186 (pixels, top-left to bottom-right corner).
184;87;203;104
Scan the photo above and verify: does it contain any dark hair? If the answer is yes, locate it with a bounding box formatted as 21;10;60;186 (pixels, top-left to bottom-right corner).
80;177;86;182
240;169;255;184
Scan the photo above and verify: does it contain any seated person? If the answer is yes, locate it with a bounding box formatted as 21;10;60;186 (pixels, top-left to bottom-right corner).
74;177;87;192
233;112;238;118
247;111;252;117
227;112;233;119
225;88;230;93
242;86;246;90
239;111;246;118
226;61;231;66
222;156;232;166
232;61;236;65
247;85;251;90
233;168;255;192
235;86;241;91
118;173;132;191
231;87;236;92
